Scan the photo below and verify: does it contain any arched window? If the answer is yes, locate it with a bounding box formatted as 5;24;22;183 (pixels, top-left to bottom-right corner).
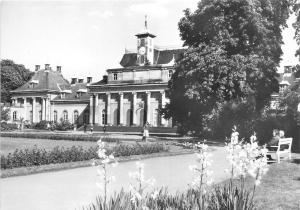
168;70;173;78
54;111;58;122
63;110;68;121
39;111;42;121
30;111;33;122
74;110;79;123
102;110;107;125
83;110;89;124
13;111;17;121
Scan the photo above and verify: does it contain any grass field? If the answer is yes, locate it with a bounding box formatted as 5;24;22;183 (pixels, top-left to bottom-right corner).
0;137;98;156
244;160;300;210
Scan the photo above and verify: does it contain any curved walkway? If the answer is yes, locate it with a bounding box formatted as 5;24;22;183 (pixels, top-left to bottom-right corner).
0;146;230;210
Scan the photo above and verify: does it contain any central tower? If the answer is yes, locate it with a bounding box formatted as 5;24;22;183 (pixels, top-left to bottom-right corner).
135;16;156;66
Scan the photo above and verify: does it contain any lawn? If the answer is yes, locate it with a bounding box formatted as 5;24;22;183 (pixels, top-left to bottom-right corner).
0;137;98;156
243;159;300;210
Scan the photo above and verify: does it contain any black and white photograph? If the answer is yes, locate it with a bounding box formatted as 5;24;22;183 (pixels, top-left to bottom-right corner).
1;0;300;209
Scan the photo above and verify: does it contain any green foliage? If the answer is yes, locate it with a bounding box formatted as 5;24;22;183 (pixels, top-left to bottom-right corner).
0;142;168;169
1;106;10;121
85;186;255;210
55;119;74;131
1;59;33;103
0;132;117;142
34;120;50;130
0;122;18;131
164;0;293;135
294;2;300;60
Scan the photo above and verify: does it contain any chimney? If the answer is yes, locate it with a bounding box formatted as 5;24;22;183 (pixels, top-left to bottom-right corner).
56;66;62;73
103;75;108;83
45;64;50;70
87;77;92;83
35;65;40;71
71;78;77;84
78;79;84;83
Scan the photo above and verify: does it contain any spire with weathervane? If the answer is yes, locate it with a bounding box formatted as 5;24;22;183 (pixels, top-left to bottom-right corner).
136;15;156;66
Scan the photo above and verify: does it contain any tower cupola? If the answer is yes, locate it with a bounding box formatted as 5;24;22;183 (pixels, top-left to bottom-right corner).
135;15;156;66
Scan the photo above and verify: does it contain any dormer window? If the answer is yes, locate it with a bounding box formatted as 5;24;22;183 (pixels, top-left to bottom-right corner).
113;73;118;80
168;70;173;78
29;80;39;88
61;93;65;99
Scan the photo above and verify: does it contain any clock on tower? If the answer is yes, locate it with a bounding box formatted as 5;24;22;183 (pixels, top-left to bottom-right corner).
135;16;156;66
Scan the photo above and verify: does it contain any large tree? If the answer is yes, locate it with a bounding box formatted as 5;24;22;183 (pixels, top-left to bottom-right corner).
1;59;33;103
164;0;293;135
294;1;300;60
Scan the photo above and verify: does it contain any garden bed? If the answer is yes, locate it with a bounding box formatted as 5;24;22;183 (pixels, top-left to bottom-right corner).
1;147;193;178
0;131;118;142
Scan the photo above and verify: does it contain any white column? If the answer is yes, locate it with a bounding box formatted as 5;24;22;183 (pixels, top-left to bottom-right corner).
32;97;36;123
50;101;54;122
46;98;50;121
41;98;45;121
132;92;137;126
160;91;167;127
146;91;151;124
106;93;111;125
89;95;94;124
119;92;124;125
23;97;27;121
94;94;99;124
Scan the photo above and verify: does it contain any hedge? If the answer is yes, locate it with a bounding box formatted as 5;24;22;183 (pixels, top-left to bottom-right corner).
0;132;118;142
1;143;168;169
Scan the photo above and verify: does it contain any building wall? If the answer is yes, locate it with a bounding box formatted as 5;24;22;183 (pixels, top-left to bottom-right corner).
52;103;89;124
108;69;172;83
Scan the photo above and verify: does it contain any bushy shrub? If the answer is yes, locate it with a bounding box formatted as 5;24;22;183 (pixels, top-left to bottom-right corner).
55;120;74;131
0;143;168;169
0;132;117;142
0;122;18;131
34;120;50;130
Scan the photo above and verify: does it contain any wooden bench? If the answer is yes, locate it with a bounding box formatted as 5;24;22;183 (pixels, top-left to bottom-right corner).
267;138;293;163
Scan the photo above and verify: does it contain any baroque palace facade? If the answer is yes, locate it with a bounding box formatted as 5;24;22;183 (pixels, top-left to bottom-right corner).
9;23;184;128
88;24;184;127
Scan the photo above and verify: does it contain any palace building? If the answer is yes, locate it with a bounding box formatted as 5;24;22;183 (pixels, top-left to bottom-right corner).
9;64;91;125
9;20;183;128
88;21;184;127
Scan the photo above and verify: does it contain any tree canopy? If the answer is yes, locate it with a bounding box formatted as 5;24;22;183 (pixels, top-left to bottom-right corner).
163;0;294;135
1;59;33;103
294;1;300;60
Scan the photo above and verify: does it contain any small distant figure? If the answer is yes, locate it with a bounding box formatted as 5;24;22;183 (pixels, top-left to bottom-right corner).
142;122;149;141
103;124;106;134
268;129;280;147
46;122;51;130
90;125;93;133
83;123;87;133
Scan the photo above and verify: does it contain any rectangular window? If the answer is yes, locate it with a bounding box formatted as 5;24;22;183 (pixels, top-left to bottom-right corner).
113;73;118;80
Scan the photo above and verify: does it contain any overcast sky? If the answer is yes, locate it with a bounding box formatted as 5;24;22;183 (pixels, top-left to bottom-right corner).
0;0;299;82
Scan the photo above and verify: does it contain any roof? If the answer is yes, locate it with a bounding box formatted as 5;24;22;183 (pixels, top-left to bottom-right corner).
53;82;90;102
120;48;184;67
12;69;70;93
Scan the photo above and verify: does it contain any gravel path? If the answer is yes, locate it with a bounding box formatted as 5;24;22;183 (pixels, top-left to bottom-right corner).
0;146;230;210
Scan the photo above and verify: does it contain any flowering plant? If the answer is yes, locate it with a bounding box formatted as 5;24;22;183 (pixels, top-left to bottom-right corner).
189;141;213;209
129;161;157;209
93;139;118;207
225;126;269;207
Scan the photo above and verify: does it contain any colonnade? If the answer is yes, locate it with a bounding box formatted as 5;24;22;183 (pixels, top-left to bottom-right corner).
89;91;168;127
11;96;50;122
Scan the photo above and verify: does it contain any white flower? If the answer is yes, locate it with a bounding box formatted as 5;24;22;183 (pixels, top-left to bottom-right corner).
189;164;197;171
102;158;110;164
151;190;159;199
